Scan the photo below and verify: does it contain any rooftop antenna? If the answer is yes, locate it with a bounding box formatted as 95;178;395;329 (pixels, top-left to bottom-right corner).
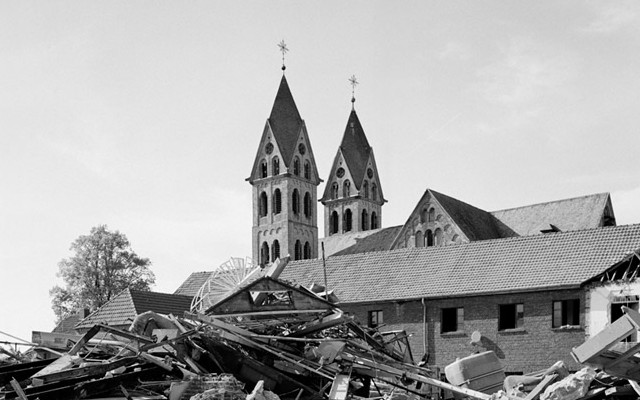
349;74;359;110
277;39;289;73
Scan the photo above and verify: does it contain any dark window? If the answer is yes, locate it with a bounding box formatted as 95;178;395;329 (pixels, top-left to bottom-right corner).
304;161;310;179
553;299;580;328
426;230;434;246
363;181;369;199
260;242;270;266
259;192;268;217
361;210;369;231
344;209;352;232
368;310;383;328
292;189;300;215
442;307;463;333
303;242;311;259
304;192;312;218
330;211;339;234
272;157;280;175
372;184;377;201
260;160;268;178
371;211;378;229
499;303;524;330
610;297;637;341
273;189;282;214
343;180;351;197
272;240;280;260
294;240;302;260
293;157;300;176
331;182;339;199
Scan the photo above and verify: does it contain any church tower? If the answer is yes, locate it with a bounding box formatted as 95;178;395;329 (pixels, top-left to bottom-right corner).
320;77;385;237
248;68;321;264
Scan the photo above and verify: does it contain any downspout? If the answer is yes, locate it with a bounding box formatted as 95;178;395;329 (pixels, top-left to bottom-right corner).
422;297;427;356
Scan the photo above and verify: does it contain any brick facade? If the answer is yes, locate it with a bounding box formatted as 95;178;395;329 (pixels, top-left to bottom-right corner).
343;289;587;374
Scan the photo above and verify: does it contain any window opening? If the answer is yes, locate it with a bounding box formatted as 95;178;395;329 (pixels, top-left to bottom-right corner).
260;242;270;266
303;242;311;259
259;192;268;217
272;240;280;260
553;299;581;329
363;181;369;199
442;307;463;333
372;184;377;201
371;211;378;229
292;189;300;215
331;182;339;200
415;231;424;247
294;240;302;260
426;230;434;246
304;161;310;179
260;160;267;178
344;209;352;232
368;310;383;328
272;157;280;175
343;180;351;197
330;211;339;234
293;157;300;176
273;189;282;214
499;303;524;330
304;192;312;218
361;209;369;231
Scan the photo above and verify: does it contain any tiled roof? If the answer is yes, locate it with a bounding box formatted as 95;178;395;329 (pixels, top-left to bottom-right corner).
268;75;302;167
430;190;507;241
281;224;640;303
174;271;215;297
339;110;371;190
75;289;193;329
52;313;82;334
332;226;403;256
490;193;610;236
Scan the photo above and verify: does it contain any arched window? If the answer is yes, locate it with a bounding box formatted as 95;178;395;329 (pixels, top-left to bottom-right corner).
426;230;434;247
260;242;270;265
260;160;268;178
293;157;300;176
259;192;268;217
272;240;280;260
362;181;369;199
330;211;339;234
371;211;378;229
292;189;300;215
343;180;351;197
372;184;378;201
415;231;424;247
420;208;428;223
428;208;435;222
272;157;280;175
435;228;443;246
331;182;339;199
304;161;310;179
303;242;311;259
303;192;312;218
273;189;282;214
361;209;369;231
344;209;352;232
294;240;302;260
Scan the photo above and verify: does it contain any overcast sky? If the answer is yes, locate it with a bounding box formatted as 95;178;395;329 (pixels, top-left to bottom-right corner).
1;1;640;344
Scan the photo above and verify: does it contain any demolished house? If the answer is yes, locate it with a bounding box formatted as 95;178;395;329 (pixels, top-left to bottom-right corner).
7;253;640;400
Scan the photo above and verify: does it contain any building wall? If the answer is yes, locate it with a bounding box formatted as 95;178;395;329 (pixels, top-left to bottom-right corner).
585;281;640;338
343;289;586;374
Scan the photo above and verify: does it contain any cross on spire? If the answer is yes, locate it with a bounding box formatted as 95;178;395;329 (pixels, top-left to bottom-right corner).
278;40;289;72
349;74;359;110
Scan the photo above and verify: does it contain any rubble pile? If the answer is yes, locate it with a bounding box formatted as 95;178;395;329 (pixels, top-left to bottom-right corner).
4;263;640;400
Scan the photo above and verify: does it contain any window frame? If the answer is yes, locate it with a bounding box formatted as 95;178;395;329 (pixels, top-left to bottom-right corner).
552;299;580;328
368;310;383;328
441;307;464;333
499;303;524;331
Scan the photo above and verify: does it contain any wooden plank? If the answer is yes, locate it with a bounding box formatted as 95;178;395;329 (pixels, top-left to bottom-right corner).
9;378;28;400
622;306;640;330
572;316;636;363
523;374;557;400
31;356;138;387
328;373;351;400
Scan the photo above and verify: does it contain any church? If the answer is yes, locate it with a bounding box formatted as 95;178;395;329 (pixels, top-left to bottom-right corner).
243;66;640;374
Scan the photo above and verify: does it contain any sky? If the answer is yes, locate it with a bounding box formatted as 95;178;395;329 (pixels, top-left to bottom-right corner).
1;1;640;345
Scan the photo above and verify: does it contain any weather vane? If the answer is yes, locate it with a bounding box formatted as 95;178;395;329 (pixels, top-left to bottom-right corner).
349;74;359;109
278;40;289;72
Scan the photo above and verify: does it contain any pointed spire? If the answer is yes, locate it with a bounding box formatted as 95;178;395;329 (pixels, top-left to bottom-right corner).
268;75;302;166
339;109;371;188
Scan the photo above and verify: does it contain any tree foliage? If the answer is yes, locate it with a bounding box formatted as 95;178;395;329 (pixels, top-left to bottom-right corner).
51;225;155;321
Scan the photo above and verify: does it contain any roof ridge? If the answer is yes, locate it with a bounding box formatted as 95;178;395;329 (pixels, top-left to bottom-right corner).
491;192;610;213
